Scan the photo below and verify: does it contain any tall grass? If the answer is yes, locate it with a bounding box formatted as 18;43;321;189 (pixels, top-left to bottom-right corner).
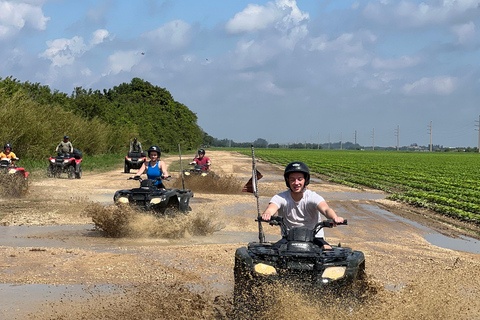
0;90;133;159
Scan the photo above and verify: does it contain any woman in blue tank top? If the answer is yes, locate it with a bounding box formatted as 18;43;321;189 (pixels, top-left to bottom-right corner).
133;145;169;188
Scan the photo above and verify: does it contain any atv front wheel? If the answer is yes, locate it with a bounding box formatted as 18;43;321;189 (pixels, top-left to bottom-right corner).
47;165;53;178
75;166;82;179
124;162;130;173
68;166;75;179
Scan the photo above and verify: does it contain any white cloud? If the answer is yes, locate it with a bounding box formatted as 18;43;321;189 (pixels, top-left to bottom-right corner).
106;50;142;75
39;29;113;67
403;76;457;95
225;0;308;34
372;56;421;69
0;0;50;38
363;0;480;28
452;21;475;45
141;20;192;51
39;36;87;67
90;29;112;46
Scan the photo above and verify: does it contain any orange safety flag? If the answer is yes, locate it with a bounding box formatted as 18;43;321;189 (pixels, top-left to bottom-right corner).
242;170;263;193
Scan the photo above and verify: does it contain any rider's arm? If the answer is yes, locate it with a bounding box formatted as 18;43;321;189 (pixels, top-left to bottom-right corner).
261;203;279;221
135;162;147;177
160;161;169;178
69;142;73;153
317;201;343;224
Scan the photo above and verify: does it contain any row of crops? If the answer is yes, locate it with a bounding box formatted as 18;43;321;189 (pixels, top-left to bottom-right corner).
236;148;480;225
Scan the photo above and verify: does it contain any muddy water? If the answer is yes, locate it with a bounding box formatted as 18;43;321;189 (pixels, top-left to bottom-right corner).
2;151;480;320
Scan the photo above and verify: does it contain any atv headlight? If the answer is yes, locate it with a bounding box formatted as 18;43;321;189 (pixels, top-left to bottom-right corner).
322;267;346;280
50;159;55;163
150;198;161;204
254;263;277;276
184;172;190;176
201;172;207;177
8;169;16;174
117;197;129;204
63;159;70;164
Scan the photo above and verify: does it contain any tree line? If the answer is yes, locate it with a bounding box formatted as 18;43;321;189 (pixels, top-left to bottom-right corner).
0;76;206;159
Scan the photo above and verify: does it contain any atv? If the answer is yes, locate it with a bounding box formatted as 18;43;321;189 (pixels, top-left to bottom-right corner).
183;164;210;177
124;151;147;173
113;176;194;216
0;158;29;196
233;216;365;312
47;149;83;179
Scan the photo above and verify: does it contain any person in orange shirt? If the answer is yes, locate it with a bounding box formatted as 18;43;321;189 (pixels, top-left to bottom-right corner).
0;143;19;165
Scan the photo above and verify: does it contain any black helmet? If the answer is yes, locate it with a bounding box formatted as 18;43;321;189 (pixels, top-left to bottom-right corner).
4;143;12;150
64;135;69;139
284;161;310;189
198;149;205;155
133;137;138;141
148;145;161;157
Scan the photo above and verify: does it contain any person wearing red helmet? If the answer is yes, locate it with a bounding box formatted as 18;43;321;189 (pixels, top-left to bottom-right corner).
261;161;344;249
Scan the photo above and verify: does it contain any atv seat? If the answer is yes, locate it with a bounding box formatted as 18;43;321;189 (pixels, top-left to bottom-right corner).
128;152;146;158
287;227;314;242
140;179;155;188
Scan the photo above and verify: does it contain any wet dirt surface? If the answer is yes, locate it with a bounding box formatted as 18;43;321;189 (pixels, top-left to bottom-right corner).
1;151;480;319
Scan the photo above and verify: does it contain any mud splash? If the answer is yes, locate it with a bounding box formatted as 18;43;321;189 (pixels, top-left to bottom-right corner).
85;203;226;238
172;174;245;194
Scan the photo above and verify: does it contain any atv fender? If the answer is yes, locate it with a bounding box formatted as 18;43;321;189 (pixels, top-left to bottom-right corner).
235;247;253;267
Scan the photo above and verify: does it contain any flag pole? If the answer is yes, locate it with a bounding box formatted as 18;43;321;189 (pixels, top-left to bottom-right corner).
251;145;265;243
178;144;185;189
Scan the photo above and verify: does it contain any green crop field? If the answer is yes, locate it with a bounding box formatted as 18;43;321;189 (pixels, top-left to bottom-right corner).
234;148;480;225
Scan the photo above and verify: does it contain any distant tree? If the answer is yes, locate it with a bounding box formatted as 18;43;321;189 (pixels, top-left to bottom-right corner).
253;138;268;148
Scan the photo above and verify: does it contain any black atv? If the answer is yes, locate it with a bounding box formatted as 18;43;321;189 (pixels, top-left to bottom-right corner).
233;216;365;311
47;149;83;179
113;176;194;216
124;151;147;173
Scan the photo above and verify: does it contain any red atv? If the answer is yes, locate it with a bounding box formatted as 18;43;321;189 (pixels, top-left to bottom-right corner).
47;149;83;179
0;158;29;196
124;151;147;173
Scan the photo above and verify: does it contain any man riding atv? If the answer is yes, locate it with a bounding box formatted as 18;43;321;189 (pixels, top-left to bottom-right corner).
261;161;344;249
189;149;211;171
0;143;19;165
55;135;73;154
129;137;143;153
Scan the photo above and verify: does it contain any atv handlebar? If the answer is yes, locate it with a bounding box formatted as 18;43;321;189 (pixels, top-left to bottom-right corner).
257;217;348;229
129;175;171;181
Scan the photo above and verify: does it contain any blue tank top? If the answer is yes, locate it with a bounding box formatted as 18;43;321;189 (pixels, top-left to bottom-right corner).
146;161;163;185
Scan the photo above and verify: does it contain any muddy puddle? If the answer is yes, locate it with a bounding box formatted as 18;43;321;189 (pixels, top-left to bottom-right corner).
1;283;119;320
0;224;278;251
358;203;480;254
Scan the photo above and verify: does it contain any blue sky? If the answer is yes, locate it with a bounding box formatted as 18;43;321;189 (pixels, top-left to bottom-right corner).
1;0;480;148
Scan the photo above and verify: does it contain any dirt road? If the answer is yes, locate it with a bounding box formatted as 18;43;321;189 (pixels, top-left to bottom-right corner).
0;151;479;319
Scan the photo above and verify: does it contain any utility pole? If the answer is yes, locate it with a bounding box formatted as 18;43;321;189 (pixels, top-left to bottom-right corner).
328;133;331;149
354;130;357;147
372;128;375;151
429;121;433;152
340;132;343;150
476;115;480;153
395;125;399;151
317;132;320;150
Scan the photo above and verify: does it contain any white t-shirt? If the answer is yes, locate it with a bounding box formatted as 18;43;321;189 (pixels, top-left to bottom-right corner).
269;189;326;238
